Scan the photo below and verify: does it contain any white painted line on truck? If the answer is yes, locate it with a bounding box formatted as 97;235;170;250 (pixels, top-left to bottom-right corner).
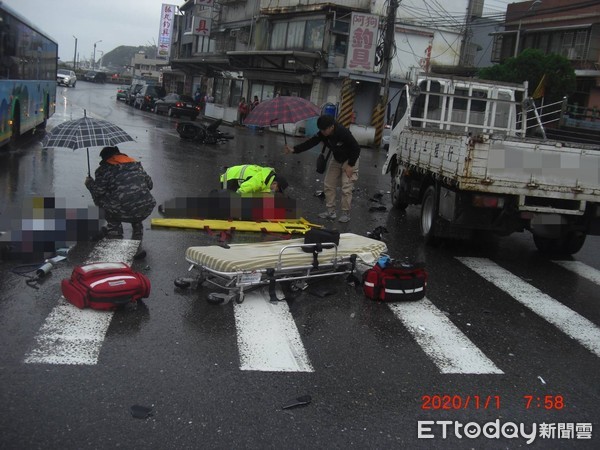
553;260;600;286
24;239;140;365
458;257;600;358
388;299;503;374
234;287;313;372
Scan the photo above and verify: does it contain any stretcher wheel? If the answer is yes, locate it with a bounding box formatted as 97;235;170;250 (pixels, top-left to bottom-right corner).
235;293;244;304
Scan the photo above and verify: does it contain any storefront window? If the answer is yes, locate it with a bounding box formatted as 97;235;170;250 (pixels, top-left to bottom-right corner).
251;82;275;101
288;22;305;49
231;80;243;106
305;20;324;50
271;23;287;50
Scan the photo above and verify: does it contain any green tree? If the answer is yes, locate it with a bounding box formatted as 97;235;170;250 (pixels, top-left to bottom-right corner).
478;49;576;104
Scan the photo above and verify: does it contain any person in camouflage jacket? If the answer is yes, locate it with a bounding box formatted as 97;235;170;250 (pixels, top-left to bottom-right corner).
85;146;156;239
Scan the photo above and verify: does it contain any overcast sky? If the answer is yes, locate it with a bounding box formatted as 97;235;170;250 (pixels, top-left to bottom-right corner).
3;0;170;62
3;0;512;63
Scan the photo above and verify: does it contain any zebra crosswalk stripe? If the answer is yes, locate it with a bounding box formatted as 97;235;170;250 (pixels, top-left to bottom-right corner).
234;286;313;372
389;298;503;374
24;239;140;365
458;257;600;358
553;260;600;285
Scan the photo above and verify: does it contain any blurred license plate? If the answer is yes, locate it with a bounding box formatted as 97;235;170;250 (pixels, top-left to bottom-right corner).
240;272;261;284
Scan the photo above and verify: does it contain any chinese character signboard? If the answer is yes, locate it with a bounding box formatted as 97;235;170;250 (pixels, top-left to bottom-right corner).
192;15;211;36
157;4;176;59
346;12;380;72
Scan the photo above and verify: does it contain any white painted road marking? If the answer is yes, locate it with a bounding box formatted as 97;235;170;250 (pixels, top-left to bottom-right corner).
388;299;503;374
234;287;313;372
24;239;140;365
458;257;600;358
553;260;600;286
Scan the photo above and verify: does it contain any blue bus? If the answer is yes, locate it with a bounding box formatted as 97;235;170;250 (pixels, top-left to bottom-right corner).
0;2;57;149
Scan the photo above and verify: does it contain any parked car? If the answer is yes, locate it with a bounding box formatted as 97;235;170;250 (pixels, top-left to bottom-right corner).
57;69;76;87
154;93;200;119
134;85;166;111
116;85;129;101
126;83;144;106
84;71;107;83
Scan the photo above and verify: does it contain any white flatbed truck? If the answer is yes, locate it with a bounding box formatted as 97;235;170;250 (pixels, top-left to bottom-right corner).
382;74;600;255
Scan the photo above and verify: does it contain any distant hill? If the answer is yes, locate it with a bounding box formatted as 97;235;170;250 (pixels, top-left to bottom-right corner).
102;45;158;71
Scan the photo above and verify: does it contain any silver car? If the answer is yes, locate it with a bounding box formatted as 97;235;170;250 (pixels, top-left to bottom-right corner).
57;69;76;88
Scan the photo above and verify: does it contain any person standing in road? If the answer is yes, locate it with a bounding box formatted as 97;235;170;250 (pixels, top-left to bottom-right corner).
220;164;288;194
284;114;360;223
85;146;156;239
238;97;249;124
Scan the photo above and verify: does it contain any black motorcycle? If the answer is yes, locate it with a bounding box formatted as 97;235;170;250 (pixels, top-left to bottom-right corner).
176;119;234;144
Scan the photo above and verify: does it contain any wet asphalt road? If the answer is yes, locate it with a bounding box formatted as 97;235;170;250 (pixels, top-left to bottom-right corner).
0;83;599;449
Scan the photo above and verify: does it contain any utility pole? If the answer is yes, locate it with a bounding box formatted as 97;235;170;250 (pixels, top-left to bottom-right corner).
459;0;474;66
373;0;399;147
381;0;399;107
72;36;77;70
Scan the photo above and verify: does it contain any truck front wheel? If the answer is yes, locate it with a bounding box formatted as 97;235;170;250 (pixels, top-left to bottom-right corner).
421;185;439;245
391;166;409;210
533;231;587;255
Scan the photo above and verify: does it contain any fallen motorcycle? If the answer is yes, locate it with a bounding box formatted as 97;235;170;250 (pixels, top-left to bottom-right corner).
176;119;234;144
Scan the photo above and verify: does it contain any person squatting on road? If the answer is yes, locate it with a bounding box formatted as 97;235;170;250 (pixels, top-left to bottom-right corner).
220;164;289;194
284;114;360;223
85;146;156;239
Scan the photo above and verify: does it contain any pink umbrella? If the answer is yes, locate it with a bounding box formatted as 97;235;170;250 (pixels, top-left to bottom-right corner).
244;96;321;144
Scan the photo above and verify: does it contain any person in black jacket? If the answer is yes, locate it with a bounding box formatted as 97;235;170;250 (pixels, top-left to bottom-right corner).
85;146;156;239
284;115;360;223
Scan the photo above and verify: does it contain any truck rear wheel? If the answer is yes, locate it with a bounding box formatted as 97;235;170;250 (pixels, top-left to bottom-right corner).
421;185;439;245
533;231;587;255
391;166;409;210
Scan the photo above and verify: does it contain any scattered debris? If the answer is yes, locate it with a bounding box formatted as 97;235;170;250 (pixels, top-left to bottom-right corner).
367;226;388;241
130;404;154;419
282;395;312;410
308;287;336;298
537;375;546;385
368;205;387;212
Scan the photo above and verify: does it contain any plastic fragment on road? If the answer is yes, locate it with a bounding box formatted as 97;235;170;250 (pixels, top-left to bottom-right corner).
282;395;312;410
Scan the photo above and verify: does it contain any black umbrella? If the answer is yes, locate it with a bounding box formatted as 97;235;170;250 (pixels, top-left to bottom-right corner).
42;110;135;176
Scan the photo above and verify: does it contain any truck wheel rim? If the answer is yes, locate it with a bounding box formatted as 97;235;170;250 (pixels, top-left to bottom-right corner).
422;195;433;234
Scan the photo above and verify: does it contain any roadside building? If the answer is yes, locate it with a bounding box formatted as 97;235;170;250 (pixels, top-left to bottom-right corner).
492;0;600;111
166;0;498;145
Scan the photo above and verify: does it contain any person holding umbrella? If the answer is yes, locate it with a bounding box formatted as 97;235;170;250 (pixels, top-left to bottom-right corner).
284;114;360;223
85;146;156;239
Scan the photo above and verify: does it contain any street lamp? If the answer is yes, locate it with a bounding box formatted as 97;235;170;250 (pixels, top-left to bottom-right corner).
514;0;542;57
93;40;102;70
72;35;77;69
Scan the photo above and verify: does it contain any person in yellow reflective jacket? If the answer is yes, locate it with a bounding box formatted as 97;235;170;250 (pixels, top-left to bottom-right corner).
220;164;289;194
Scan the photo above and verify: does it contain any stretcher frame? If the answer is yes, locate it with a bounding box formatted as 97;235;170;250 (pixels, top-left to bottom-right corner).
181;234;387;304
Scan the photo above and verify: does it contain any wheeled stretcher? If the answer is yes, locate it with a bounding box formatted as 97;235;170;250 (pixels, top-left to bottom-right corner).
180;233;388;303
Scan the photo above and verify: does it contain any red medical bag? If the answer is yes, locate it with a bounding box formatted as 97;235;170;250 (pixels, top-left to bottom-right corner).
363;262;427;302
61;262;151;310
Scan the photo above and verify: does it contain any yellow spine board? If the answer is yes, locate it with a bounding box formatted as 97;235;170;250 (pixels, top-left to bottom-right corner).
151;217;322;234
